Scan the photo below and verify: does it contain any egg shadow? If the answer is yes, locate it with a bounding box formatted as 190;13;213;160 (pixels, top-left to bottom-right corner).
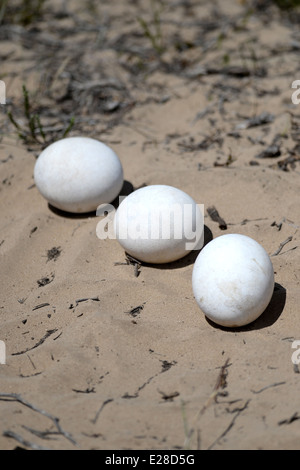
205;282;286;332
142;225;213;270
47;180;134;219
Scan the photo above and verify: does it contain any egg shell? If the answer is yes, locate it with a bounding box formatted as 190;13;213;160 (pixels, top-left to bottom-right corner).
192;234;274;327
34;137;123;213
114;184;203;264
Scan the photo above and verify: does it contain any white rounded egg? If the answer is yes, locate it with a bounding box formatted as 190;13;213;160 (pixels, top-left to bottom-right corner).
114;185;204;264
192;234;274;327
34;136;123;213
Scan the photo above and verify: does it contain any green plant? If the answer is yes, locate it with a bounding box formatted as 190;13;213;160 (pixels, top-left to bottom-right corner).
137;0;165;55
272;0;300;8
8;84;75;148
0;0;8;24
0;0;46;26
238;39;259;74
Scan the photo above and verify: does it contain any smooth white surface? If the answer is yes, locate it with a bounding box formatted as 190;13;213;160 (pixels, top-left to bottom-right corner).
114;185;203;264
192;234;274;327
34;137;123;213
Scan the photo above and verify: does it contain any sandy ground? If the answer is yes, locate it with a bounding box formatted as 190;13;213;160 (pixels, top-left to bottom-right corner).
0;0;300;450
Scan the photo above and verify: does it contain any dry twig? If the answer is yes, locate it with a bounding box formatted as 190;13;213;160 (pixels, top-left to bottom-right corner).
271;236;293;256
207;206;227;230
91;398;114;425
183;358;231;449
11;329;58;356
207;399;250;450
0;393;77;448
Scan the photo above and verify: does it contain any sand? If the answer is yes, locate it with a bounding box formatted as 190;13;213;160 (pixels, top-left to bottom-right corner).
0;0;300;450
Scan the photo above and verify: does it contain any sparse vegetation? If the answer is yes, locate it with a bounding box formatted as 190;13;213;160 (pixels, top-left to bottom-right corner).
0;0;46;26
137;0;165;55
7;85;75;148
272;0;300;8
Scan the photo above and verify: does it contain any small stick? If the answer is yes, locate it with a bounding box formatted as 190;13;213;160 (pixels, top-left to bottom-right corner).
271;218;300;230
183;358;230;449
251;381;286;394
3;430;51;450
207;399;250;450
207;206;227;230
115;253;142;277
158;389;180;401
32;303;50;311
278;412;300;425
0;393;77;447
125;304;145;317
91;398;114;425
69;297;100;309
22;424;62;440
271;219;284;231
125;253;142;277
271;236;293;256
12;329;58;356
200;358;230;415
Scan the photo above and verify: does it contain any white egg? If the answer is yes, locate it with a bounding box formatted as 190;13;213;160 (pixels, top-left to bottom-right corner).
114;185;204;264
34;137;123;213
192;234;274;327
